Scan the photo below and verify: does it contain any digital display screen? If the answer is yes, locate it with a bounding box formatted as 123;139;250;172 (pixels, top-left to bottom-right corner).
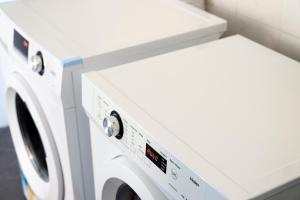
146;143;167;173
13;30;29;58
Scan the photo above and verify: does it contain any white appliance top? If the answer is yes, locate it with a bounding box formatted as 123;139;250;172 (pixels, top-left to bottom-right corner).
0;0;225;59
88;35;300;199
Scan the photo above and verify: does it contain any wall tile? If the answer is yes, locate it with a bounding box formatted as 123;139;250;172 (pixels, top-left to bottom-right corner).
238;15;280;50
181;0;205;9
207;4;240;37
279;33;300;62
281;0;300;38
237;0;284;29
182;0;300;62
207;0;237;12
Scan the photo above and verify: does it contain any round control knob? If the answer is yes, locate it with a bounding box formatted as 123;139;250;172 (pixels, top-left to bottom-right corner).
102;111;123;139
30;52;44;75
103;115;120;137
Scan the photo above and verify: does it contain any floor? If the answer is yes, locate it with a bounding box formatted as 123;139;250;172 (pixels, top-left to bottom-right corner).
0;127;25;200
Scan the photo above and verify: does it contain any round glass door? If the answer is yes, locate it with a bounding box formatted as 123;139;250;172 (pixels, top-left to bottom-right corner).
102;177;141;200
116;183;141;200
15;93;48;181
6;72;63;199
98;156;168;200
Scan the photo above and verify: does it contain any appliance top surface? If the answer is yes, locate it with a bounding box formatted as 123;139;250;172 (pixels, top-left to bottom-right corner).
95;35;300;196
0;0;225;58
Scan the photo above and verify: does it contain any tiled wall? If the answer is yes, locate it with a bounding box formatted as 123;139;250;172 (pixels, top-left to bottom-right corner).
182;0;205;9
184;0;300;62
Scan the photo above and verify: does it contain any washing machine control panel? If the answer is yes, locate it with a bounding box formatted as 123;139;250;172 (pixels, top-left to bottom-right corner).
0;17;66;97
94;91;226;200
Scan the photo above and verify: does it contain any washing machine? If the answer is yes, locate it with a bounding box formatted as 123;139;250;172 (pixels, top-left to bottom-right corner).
0;0;226;199
82;35;300;200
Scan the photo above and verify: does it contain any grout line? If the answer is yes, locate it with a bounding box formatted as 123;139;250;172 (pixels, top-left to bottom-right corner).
280;30;300;40
207;1;300;41
278;0;285;52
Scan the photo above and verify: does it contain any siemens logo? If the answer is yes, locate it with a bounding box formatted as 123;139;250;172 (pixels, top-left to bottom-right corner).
190;177;200;187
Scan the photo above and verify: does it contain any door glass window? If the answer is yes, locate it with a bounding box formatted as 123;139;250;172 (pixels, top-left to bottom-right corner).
103;178;142;200
116;183;141;200
15;94;49;182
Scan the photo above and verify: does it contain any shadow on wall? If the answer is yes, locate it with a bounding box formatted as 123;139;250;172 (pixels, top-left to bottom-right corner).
203;0;300;62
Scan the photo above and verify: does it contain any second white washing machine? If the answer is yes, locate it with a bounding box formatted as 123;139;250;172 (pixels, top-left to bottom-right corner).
0;0;226;199
83;35;300;200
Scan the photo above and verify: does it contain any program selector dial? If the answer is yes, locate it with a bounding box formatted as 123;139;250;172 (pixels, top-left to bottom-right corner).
103;111;123;139
30;51;44;75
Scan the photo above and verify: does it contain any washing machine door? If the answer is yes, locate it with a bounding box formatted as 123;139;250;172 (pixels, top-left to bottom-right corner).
98;156;168;200
6;72;63;199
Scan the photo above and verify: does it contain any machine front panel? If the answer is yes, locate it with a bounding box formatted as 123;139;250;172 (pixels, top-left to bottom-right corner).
93;89;226;200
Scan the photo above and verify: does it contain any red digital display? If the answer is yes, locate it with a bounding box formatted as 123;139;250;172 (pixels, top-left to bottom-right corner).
146;144;167;173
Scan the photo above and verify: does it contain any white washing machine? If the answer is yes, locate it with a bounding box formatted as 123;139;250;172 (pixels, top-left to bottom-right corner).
82;35;300;200
0;0;226;199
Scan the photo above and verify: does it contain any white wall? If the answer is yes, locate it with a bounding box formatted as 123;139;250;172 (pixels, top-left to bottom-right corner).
0;38;7;127
0;62;7;128
0;72;7;128
182;0;205;9
185;0;300;62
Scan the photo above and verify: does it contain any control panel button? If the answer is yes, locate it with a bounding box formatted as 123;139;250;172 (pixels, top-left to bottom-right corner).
171;168;178;180
121;137;128;145
137;149;143;160
130;145;136;154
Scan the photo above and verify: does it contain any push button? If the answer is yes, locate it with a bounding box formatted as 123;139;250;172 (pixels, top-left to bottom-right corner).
137;149;143;160
171;168;178;180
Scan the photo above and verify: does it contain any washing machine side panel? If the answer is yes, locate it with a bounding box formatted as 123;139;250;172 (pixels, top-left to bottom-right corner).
58;67;95;200
62;108;85;200
60;62;85;109
74;106;94;200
